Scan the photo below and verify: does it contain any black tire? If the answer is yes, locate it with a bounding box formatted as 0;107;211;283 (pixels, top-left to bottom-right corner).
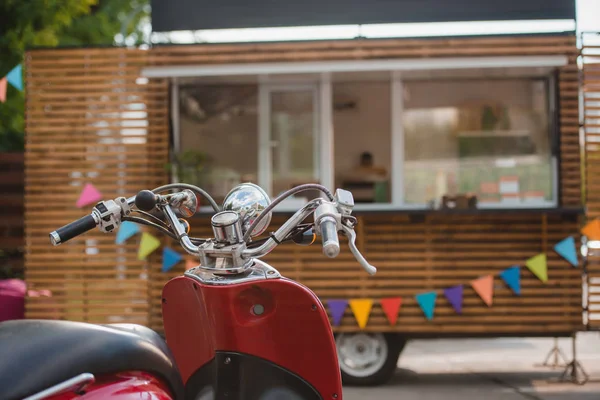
337;333;407;386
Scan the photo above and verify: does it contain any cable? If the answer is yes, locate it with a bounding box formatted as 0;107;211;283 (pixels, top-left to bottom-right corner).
123;216;179;240
131;209;169;228
242;184;334;242
151;183;220;212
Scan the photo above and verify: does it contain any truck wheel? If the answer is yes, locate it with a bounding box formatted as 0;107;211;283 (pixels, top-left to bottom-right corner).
335;333;406;386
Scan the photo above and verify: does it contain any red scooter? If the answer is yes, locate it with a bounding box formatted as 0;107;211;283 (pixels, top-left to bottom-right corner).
0;183;376;400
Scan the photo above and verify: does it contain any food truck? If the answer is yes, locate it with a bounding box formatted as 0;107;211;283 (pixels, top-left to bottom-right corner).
24;0;600;385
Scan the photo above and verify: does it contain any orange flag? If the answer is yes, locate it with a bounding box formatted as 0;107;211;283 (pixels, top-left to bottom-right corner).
0;78;6;103
380;297;402;326
582;219;600;241
471;275;494;307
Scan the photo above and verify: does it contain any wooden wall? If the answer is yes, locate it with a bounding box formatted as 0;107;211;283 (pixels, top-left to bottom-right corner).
25;35;585;335
0;153;24;277
149;212;583;336
24;48;169;324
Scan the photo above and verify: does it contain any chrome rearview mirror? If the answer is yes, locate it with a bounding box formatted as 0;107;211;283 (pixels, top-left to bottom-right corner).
222;183;272;238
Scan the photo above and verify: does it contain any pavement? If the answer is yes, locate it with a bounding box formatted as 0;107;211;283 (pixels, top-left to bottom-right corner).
343;333;600;400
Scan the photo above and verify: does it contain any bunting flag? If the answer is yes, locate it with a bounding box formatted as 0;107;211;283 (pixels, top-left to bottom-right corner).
554;236;578;267
444;285;463;314
582;219;600;241
76;183;103;208
349;299;373;329
380;297;402;326
415;292;436;321
526;253;548;283
6;64;22;91
115;221;140;244
470;275;494;306
500;266;521;295
327;299;348;326
137;232;161;260
162;247;183;272
0;77;6;103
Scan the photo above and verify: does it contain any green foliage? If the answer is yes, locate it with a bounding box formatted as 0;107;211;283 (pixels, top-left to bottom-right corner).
0;0;150;152
59;0;149;46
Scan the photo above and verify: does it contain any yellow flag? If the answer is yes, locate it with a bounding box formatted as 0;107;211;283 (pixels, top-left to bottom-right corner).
138;232;161;260
349;299;373;329
526;253;548;283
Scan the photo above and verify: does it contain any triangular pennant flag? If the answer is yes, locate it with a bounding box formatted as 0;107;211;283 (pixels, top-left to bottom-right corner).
162;247;183;272
349;299;373;329
6;64;22;91
137;232;161;260
115;221;141;244
327;299;348;326
415;292;437;321
76;183;103;208
380;297;402;326
186;259;198;270
470;275;494;306
443;285;463;314
526;253;548;283
0;78;6;102
499;266;521;295
554;236;578;267
582;219;600;241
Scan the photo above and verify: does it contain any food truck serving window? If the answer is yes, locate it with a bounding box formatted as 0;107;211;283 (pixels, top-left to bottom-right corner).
175;67;558;210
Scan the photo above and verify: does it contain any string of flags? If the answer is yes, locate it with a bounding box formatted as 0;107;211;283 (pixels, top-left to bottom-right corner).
75;183;600;325
0;64;23;102
326;235;580;327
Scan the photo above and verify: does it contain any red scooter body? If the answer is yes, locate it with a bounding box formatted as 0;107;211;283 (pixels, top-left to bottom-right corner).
44;372;173;400
162;270;343;399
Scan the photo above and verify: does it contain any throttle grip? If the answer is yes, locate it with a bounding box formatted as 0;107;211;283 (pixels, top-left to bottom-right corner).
50;214;98;246
319;217;340;258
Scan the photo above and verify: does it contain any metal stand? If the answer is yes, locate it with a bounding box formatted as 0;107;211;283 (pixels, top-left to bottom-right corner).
541;337;569;368
558;333;589;385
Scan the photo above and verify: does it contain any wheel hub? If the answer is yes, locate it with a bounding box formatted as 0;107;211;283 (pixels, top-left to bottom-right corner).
336;333;389;378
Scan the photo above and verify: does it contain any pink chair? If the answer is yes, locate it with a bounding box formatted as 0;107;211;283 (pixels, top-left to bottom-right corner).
0;279;26;322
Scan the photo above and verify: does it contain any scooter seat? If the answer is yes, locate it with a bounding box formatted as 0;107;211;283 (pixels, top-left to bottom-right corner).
0;320;184;400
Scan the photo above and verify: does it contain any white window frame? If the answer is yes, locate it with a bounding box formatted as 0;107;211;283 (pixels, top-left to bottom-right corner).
162;55;565;212
258;81;328;198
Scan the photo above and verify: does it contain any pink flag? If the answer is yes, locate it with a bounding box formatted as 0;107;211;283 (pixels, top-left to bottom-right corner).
76;183;103;208
0;78;6;103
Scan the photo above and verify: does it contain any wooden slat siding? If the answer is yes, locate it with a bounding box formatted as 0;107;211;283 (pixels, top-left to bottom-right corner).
0;153;25;275
582;38;600;328
24;48;169;324
147;213;582;336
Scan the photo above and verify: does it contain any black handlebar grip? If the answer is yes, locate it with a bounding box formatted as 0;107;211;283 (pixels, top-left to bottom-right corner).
50;214;97;246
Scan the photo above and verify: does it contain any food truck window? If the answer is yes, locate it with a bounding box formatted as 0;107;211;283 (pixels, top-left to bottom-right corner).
402;78;555;208
177;84;259;203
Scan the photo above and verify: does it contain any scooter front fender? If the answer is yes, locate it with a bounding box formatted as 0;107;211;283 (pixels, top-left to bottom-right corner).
162;274;343;399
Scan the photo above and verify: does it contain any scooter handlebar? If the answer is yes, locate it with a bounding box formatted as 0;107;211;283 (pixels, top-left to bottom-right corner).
50;214;98;246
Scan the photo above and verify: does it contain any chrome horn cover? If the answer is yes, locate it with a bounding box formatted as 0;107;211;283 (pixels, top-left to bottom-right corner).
222;183;272;238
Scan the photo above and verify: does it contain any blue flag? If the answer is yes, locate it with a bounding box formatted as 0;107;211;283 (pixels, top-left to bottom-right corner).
115;221;140;244
415;291;437;321
6;65;22;91
162;247;182;272
500;266;521;295
554;236;578;267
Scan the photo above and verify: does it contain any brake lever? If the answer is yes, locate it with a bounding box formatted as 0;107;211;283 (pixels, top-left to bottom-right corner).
340;224;377;276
